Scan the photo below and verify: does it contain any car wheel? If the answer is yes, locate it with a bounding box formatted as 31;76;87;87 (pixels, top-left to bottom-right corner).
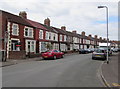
92;57;95;60
53;55;57;60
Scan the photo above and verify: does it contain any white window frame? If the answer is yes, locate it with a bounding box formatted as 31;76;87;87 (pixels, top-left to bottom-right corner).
64;35;66;42
24;26;33;38
60;34;62;41
26;40;36;53
11;38;20;51
49;32;51;40
39;30;43;39
53;33;56;41
86;40;90;44
12;23;19;36
46;31;49;40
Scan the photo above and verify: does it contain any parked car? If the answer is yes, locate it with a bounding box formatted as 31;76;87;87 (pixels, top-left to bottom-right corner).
118;48;120;52
92;49;107;60
88;48;95;53
112;48;118;52
41;49;64;59
79;49;88;54
99;47;112;56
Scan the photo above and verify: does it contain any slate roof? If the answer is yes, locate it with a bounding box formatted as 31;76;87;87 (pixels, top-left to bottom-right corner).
51;27;67;35
41;24;58;33
26;19;48;30
1;10;33;27
87;36;95;41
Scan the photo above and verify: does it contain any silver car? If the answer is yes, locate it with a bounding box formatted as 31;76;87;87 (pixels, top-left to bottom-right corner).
92;49;107;60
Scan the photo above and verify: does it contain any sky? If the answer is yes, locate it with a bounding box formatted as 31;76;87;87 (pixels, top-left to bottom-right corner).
0;0;119;41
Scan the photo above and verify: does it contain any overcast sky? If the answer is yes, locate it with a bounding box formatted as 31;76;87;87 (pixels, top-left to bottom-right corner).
0;0;119;40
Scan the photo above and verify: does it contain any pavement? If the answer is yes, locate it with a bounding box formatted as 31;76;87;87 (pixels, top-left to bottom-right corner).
100;52;120;88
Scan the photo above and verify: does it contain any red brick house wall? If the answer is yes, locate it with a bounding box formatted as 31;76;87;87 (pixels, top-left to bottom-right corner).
0;11;2;50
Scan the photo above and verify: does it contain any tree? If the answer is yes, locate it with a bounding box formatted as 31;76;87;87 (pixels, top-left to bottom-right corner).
45;42;52;50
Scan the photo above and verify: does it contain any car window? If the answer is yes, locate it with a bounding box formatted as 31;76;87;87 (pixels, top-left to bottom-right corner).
46;50;52;52
95;50;104;53
54;50;58;52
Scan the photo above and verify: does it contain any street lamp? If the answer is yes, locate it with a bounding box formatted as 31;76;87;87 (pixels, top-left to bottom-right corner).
98;6;109;64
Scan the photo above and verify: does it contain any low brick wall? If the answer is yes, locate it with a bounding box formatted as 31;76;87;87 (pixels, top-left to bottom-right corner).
28;53;41;58
9;51;26;59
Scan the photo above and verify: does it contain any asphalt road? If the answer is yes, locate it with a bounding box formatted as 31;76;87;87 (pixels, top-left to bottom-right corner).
2;53;104;87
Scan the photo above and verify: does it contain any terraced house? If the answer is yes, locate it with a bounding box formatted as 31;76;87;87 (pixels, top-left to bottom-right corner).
0;10;114;60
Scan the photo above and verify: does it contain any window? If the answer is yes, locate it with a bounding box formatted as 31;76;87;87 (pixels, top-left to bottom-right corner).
29;29;33;37
64;35;66;42
60;35;62;41
80;39;81;43
46;31;49;40
24;27;33;38
39;30;43;39
11;40;20;51
53;34;56;40
25;28;28;36
54;50;58;52
26;40;36;52
31;41;35;52
49;32;51;40
12;23;19;36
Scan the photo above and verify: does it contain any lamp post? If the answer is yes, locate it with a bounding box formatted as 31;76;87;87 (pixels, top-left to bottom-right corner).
98;6;109;64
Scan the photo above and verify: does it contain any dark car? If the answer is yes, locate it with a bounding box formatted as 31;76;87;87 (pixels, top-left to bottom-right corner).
92;49;107;60
41;49;64;59
88;48;95;53
79;49;88;54
85;49;93;53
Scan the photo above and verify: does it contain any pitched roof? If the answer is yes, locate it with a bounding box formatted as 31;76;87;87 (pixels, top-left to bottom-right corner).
26;19;48;30
52;27;67;35
88;36;95;41
1;10;33;27
39;24;58;33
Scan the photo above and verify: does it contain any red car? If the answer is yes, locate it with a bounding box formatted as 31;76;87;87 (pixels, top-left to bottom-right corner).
41;49;64;59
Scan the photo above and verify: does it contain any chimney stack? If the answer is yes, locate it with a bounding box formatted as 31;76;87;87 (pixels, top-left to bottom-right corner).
89;34;92;38
19;11;27;19
61;26;66;30
72;30;77;34
81;31;85;36
94;35;98;39
44;18;50;26
99;37;102;40
103;38;106;41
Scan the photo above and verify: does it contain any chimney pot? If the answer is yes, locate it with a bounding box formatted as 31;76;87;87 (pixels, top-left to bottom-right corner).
44;18;50;26
89;34;92;37
94;35;98;40
61;26;66;30
19;11;27;19
81;31;85;36
72;30;77;34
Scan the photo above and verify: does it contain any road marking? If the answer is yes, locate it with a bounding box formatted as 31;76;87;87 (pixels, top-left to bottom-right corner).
112;83;120;87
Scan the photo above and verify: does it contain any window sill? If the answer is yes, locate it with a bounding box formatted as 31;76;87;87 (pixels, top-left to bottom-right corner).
24;36;33;38
12;34;19;36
